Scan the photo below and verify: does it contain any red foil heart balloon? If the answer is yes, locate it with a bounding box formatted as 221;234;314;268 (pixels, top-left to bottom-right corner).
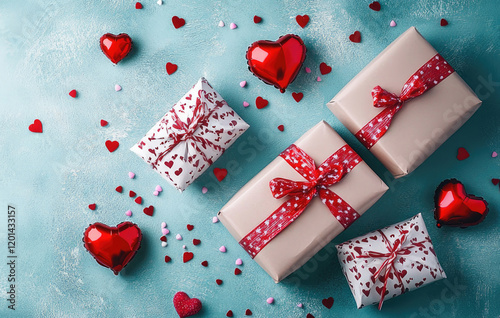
100;33;133;64
246;34;306;93
83;222;142;274
434;179;489;228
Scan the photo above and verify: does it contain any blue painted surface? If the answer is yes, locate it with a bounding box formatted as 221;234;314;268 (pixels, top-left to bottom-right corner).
0;0;498;317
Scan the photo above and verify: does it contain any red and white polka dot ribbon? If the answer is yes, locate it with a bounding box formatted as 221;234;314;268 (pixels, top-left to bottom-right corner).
355;54;455;149
239;144;362;258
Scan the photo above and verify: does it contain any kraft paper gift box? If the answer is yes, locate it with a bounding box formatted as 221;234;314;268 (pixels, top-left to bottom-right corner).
336;213;446;309
327;27;482;178
131;77;249;192
218;121;388;283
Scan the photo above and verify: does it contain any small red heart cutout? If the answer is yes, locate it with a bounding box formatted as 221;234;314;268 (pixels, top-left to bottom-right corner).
322;297;334;309
135;2;142;9
277;125;284;132
440;18;448;26
245;309;252;316
105;140;119;152
295;15;310;28
434;179;489;228
306;314;315;318
193;239;201;246
319;62;332;75
172;16;186;29
234;268;242;275
369;1;381;11
143;205;154;216
129;190;136;198
213;168;227;182
29;119;43;133
69;89;77;98
100;33;133;64
457;147;469;160
187;224;194;231
100;119;108;127
216;279;223;285
173;291;202;318
135;196;142;204
292;92;303;102
201;260;208;267
164;255;171;263
349;31;361;43
226;310;234;317
255;96;268;109
183;252;194;263
166;62;178;75
88;203;96;211
492;178;500;186
253;15;262;23
115;186;123;193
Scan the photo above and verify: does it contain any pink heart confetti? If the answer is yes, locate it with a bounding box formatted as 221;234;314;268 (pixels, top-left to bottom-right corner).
317;76;322;82
155;185;163;192
115;84;122;91
128;172;135;179
153;190;159;196
390;20;397;27
305;67;311;73
267;298;274;304
218;21;225;27
243;101;250;107
176;234;183;240
183;245;187;249
125;210;132;217
235;258;243;266
492;151;498;158
212;216;219;223
219;246;227;253
161;222;167;228
162;228;169;235
297;303;303;308
202;187;208;194
230;22;237;29
240;81;247;88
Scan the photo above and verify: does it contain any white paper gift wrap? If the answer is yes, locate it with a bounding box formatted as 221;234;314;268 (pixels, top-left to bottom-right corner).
336;213;446;309
131;77;249;191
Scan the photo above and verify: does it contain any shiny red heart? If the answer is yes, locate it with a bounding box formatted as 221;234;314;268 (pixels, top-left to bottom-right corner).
83;222;142;275
29;119;43;133
213;168;227;181
100;33;133;64
173;291;202;318
349;31;361;43
105;140;119;152
246;34;306;93
434;179;489;228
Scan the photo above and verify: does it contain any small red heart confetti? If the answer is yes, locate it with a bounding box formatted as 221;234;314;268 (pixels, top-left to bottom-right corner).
201;260;208;267
29;119;43;133
183;252;194;263
160;236;167;242
100;119;108;127
115;186;123;193
173;291;202;318
226;310;234;317
143;205;154;216
319;62;332;75
277;125;284;132
216;279;223;285
255;96;269;109
69;89;77;98
172;16;186;29
135;2;142;9
253;15;262;23
166;62;178;75
129;190;136;198
457;147;469;160
295;15;309;28
105;140;119;152
187;224;194;231
135;196;143;204
440;18;448;26
292;92;303;102
234;268;242;275
193;239;201;246
349;31;361;43
165;255;171;263
213;168;228;182
306;314;315;318
245;309;252;316
369;1;381;11
88;203;96;211
492;178;499;186
322;297;334;309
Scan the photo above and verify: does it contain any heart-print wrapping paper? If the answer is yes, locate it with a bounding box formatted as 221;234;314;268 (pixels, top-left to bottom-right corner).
336;213;446;309
131;77;249;191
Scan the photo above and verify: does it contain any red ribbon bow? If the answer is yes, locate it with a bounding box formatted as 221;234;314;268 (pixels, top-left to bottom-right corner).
355;53;455;149
239;144;362;258
356;229;428;310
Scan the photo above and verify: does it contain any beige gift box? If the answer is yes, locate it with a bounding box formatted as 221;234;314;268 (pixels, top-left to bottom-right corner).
327;27;482;177
219;121;388;282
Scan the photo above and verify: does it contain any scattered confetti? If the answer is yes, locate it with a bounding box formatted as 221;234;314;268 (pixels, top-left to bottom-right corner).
88;203;96;211
69;89;77;98
160;236;167;242
306;314;314;318
235;258;243;266
129;190;136;198
277;125;284;132
100;119;108;127
161;222;167;228
491;178;499;185
322;297;334;309
166;62;178;75
219;246;227;253
162;228;170;235
226;310;234;317
135;2;142;9
143;205;154;216
182;245;187;249
492;151;497;158
457;147;470;160
255;96;269;109
115;84;122;91
193;239;201;246
235;268;242;275
115;186;123;193
440;18;448;26
245;309;252;316
369;1;381;11
253;15;262;23
153;190;159;196
172;16;186;29
29;119;43;133
216;279;223;285
297;303;303;308
161;241;168;247
164;255;171;263
316;77;322;82
183;252;194;263
218;21;225;27
212;216;219;223
125;210;132;217
214;168;228;181
105;140;119;152
156;185;163;192
157;0;162;5
201;260;208;267
295;15;309;28
267;297;274;304
134;196;143;204
349;31;361;43
292;92;303;102
230;23;237;29
187;224;194;231
390;20;397;27
319;62;332;75
240;81;247;88
305;67;311;73
176;234;183;240
243;101;250;107
128;172;135;179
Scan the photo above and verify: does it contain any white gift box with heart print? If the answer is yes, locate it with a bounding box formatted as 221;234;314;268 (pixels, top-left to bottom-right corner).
131;77;249;191
336;213;446;309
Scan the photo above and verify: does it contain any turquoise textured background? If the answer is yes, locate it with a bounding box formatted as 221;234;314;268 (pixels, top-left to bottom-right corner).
0;0;499;317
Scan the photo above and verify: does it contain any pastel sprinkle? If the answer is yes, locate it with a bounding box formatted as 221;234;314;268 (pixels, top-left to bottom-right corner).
176;234;183;240
267;297;274;304
492;151;498;158
218;21;225;27
161;241;168;247
243;101;250;107
156;185;163;192
390;20;397;27
162;228;170;235
183;245;187;249
317;76;322;82
202;187;208;194
128;172;135;179
240;81;247;88
212;216;219;223
219;246;227;253
125;210;132;217
115;84;122;91
297;303;303;308
153;190;159;196
157;0;162;5
305;67;311;73
230;23;237;29
161;222;167;228
235;258;243;266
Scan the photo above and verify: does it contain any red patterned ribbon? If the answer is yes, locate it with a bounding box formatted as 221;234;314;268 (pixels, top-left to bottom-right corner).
355;53;455;149
149;90;225;168
239;144;362;258
356;229;428;310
